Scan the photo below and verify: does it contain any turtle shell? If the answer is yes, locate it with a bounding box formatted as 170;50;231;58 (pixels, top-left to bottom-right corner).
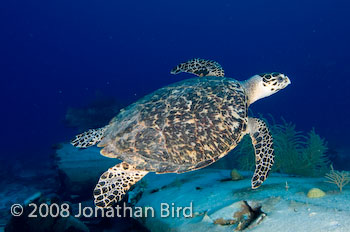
98;76;248;173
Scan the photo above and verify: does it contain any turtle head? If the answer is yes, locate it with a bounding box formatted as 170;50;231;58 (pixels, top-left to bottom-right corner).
242;72;291;105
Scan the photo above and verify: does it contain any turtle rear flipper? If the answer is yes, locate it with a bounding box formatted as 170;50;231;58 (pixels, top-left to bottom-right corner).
248;118;274;189
94;162;148;208
71;126;109;148
171;58;225;77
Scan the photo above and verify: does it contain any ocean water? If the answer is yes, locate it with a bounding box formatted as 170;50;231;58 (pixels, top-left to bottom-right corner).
1;0;350;231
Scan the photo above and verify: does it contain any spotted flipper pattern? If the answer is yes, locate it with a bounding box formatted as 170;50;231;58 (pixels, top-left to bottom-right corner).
170;58;225;77
248;117;274;189
71;126;109;148
93;162;148;208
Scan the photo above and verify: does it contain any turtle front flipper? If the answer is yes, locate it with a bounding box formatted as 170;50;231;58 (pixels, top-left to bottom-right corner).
170;58;225;77
94;162;148;208
71;125;109;148
247;118;275;189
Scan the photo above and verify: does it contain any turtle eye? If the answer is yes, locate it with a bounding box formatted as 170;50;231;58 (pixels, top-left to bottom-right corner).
278;76;283;82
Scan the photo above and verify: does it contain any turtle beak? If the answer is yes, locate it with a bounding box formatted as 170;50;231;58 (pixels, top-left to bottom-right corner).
278;74;291;91
284;75;291;85
287;77;291;85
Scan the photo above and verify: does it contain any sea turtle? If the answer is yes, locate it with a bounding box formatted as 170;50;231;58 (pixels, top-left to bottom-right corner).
71;58;291;208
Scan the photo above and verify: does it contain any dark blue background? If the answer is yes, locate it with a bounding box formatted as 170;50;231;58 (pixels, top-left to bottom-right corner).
1;0;350;166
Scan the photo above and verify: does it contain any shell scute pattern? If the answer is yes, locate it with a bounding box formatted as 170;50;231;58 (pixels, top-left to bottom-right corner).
100;77;248;173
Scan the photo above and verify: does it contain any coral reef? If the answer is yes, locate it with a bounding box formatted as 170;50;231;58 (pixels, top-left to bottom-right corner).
324;165;350;192
232;118;330;177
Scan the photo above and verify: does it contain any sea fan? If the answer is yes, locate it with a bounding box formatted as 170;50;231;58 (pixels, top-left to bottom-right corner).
325;165;350;192
234;135;255;171
301;129;330;176
272;119;306;174
233;117;330;177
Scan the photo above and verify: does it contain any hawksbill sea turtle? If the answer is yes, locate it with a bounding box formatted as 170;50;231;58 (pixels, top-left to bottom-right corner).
71;58;291;208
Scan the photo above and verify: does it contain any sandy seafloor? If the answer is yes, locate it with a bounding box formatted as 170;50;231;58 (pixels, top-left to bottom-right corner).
1;145;350;232
133;169;350;232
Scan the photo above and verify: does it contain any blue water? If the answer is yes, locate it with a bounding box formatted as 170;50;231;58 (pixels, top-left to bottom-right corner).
2;0;350;168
